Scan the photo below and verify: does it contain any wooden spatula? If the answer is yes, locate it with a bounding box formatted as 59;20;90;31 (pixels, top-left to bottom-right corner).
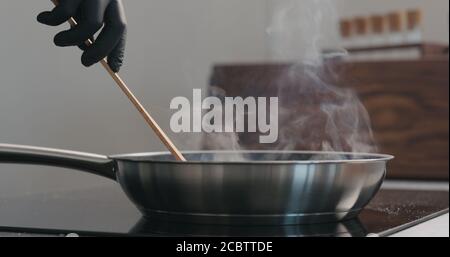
50;0;186;161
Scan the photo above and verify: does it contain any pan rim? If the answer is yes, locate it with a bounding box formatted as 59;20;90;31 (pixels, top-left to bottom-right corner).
110;150;394;165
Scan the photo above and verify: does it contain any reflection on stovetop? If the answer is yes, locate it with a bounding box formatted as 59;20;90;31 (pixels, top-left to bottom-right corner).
0;184;448;237
129;217;367;237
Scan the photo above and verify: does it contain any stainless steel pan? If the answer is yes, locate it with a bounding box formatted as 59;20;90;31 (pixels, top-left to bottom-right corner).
0;144;393;225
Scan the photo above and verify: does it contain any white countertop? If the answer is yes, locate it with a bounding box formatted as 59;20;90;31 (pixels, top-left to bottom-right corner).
390;213;449;237
382;180;449;191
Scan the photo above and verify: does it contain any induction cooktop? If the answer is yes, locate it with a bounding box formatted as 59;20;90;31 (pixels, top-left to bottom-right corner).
0;183;448;237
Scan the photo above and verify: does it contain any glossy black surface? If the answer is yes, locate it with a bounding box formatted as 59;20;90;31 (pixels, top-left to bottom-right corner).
0;184;448;237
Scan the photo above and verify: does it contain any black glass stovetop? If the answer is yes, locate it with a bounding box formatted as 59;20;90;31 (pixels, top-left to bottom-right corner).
0;183;448;237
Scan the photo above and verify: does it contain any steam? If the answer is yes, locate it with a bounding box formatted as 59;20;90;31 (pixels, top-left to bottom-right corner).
274;66;377;153
201;86;244;151
195;0;377;155
267;0;342;64
267;0;377;153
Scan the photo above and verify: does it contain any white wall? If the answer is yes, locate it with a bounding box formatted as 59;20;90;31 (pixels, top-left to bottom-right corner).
0;0;268;197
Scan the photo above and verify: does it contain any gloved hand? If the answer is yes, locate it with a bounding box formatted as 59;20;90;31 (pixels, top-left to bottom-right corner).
37;0;127;72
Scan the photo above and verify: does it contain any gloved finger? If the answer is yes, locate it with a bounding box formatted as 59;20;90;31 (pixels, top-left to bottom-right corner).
77;37;94;51
81;1;127;68
37;0;81;26
107;30;127;72
107;0;127;72
81;23;126;68
53;0;108;47
54;21;103;47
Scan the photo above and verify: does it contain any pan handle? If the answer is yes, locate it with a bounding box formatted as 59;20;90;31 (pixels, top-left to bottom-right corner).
0;143;116;180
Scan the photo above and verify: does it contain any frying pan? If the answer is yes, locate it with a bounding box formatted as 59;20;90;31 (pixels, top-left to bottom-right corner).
0;143;393;225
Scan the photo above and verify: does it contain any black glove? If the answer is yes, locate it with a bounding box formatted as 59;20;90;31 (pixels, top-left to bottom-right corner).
38;0;127;72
